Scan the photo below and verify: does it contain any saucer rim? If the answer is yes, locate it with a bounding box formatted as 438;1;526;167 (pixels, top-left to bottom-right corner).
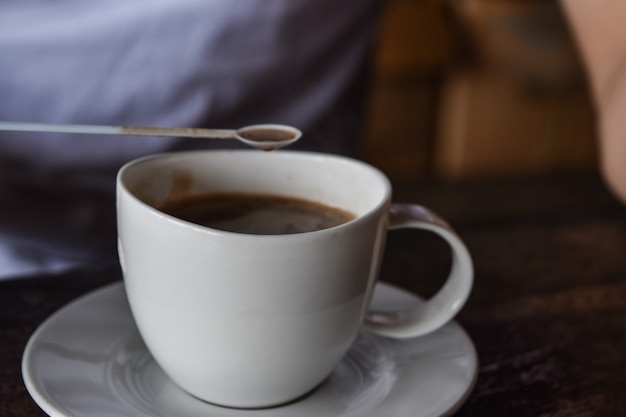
22;281;478;417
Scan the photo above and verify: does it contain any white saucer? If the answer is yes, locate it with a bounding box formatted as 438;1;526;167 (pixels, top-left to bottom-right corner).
22;281;477;417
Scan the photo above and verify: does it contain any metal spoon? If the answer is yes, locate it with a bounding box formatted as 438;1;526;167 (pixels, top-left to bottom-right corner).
0;121;302;151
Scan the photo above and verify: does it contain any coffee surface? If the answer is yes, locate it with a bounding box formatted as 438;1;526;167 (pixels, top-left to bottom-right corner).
238;128;296;143
157;193;356;235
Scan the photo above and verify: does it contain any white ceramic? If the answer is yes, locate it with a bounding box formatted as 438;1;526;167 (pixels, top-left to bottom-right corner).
22;281;478;417
116;150;473;408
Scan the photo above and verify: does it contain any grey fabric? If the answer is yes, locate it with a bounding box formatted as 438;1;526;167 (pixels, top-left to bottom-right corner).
0;0;383;277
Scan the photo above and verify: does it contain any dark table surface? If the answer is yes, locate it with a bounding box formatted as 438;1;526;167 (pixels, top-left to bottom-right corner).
2;173;626;416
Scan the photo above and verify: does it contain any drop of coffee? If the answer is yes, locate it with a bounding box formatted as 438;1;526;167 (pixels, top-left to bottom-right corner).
238;128;296;143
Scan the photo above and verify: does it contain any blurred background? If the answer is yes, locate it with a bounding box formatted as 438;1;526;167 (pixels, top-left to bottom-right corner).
364;0;596;183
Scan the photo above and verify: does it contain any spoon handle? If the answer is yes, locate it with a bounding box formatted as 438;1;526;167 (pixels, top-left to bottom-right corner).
0;121;236;139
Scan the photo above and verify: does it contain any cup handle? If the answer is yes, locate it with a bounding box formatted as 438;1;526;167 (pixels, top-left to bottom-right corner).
364;203;473;338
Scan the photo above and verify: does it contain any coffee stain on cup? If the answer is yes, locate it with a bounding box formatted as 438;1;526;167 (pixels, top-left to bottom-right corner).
169;170;194;199
132;169;195;208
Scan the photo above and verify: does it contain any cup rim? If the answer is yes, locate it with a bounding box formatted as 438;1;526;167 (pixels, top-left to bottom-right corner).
117;150;392;239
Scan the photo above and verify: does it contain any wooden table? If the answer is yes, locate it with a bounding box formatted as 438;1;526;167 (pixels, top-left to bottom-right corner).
2;174;626;416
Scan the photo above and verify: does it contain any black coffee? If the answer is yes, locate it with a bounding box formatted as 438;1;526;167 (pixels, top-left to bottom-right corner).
157;193;356;235
238;128;296;143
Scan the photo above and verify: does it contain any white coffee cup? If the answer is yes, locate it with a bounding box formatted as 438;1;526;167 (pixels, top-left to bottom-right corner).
116;150;473;409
